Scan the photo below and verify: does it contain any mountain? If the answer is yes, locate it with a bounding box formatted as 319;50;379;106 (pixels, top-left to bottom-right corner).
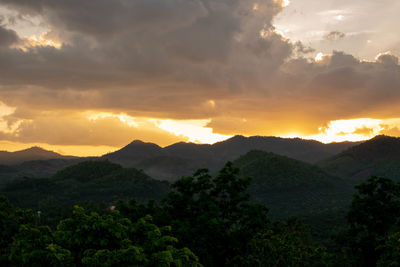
318;135;400;181
211;135;357;163
102;140;165;166
0;146;74;165
0;158;89;188
1;160;170;217
233;150;353;219
103;135;359;181
0;136;359;183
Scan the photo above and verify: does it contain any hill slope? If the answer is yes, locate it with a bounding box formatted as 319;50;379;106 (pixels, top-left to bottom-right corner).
1;160;170;216
318;135;400;181
233;150;354;219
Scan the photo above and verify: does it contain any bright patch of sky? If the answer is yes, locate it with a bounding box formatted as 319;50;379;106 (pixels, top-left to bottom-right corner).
274;0;400;60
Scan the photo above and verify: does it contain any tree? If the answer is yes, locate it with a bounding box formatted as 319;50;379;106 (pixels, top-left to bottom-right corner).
55;206;200;266
377;232;400;267
159;162;270;266
9;225;73;266
346;176;400;266
233;217;331;267
0;195;35;265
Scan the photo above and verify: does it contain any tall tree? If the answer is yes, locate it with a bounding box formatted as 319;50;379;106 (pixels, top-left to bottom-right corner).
346;176;400;266
160;162;270;266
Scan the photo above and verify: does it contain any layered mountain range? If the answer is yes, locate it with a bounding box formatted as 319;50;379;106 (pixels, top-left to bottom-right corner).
1;135;399;223
0;135;359;181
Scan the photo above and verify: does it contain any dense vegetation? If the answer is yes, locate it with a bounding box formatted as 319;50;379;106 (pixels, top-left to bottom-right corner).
319;135;400;181
234;151;354;218
1;160;400;266
1;161;169;225
2;136;400;265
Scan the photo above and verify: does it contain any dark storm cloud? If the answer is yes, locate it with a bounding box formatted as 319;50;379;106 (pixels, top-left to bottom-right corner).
0;0;399;144
0;25;19;46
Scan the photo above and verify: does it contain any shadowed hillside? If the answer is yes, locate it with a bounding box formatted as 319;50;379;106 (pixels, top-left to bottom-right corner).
1;160;169;220
102;135;359;181
318;135;400;181
233;150;354;219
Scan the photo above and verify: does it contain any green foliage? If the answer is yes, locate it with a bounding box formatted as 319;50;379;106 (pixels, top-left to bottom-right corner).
346;176;400;266
319;135;400;181
234;218;331;267
157;162;270;266
377;232;400;267
53;206;200;266
1;161;170;225
1;200;200;267
54;160;122;182
233;150;354;220
10;225;74;266
0;195;35;265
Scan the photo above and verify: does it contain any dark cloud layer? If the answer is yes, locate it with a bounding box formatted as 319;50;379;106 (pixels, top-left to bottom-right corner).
0;25;19;46
0;0;399;146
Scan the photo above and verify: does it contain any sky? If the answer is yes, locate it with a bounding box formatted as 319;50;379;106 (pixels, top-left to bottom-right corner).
0;0;399;156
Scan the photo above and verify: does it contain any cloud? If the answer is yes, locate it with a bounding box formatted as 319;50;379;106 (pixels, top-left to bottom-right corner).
293;41;315;55
0;110;187;146
352;126;374;136
324;31;345;41
0;25;19;46
0;0;399;147
376;52;399;66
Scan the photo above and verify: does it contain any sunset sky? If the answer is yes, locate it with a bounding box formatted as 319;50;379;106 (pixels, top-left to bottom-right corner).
0;0;399;156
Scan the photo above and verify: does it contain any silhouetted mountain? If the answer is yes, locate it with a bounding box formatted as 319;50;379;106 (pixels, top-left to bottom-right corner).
212;135;358;163
319;135;400;181
0;136;359;183
0;146;74;165
102;135;359;181
102;140;165;166
233;150;353;219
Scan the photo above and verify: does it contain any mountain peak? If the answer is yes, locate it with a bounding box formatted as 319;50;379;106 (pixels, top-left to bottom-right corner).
0;146;66;165
127;140;161;147
128;140;145;145
20;146;50;153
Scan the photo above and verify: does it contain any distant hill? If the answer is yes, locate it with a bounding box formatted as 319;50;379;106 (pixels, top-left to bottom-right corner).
103;135;359;181
0;136;359;184
318;135;400;181
1;160;169;217
0;146;74;165
0;158;88;188
233;150;353;219
102;140;165;166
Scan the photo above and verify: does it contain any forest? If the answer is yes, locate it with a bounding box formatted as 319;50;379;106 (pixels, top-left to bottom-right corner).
1;161;400;266
2;136;400;266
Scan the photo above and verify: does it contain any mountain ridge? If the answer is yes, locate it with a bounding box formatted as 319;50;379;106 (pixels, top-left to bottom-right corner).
102;135;361;180
318;135;400;181
0;146;76;165
0;135;361;182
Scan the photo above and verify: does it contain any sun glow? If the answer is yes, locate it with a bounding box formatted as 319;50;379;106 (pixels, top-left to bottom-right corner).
16;31;62;50
283;118;400;143
315;52;324;61
88;112;232;144
153;119;232;144
273;0;290;8
283;0;290;7
88;112;139;127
